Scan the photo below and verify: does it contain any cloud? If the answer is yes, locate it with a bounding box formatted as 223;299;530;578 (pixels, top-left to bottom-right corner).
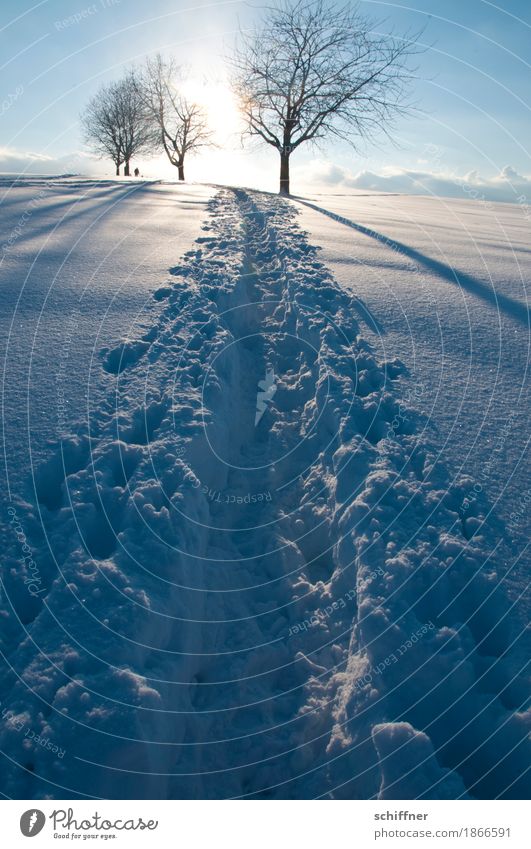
0;146;105;176
0;147;188;180
2;144;531;206
294;159;531;204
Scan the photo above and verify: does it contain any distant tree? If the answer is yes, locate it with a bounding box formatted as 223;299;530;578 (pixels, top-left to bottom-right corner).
81;72;153;176
231;0;421;195
81;83;123;175
115;71;155;175
139;54;212;181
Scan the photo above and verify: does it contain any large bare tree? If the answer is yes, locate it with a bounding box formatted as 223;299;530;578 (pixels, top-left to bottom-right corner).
231;0;421;195
139;55;211;181
81;72;153;176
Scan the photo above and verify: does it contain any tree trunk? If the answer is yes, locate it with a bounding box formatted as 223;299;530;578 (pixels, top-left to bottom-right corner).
178;159;185;181
279;151;290;195
124;160;130;177
115;164;120;176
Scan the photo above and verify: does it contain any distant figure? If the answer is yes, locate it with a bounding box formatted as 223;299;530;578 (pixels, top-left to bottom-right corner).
134;167;140;177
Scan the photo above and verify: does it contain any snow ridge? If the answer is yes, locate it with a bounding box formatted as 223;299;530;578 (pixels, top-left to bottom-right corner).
1;189;528;800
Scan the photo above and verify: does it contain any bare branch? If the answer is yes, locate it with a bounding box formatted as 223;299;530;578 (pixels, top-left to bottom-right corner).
138;54;213;179
81;71;154;175
230;0;423;194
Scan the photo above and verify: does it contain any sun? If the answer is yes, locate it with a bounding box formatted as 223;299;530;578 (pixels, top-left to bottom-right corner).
181;77;242;146
150;73;264;188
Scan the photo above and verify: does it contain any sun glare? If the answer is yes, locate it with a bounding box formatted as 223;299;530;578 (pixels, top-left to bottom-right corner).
181;78;242;145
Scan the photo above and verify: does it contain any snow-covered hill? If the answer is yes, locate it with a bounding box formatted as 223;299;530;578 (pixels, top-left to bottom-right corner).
0;180;529;800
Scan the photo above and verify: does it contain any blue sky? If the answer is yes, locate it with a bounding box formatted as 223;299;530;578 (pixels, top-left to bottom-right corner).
1;0;530;192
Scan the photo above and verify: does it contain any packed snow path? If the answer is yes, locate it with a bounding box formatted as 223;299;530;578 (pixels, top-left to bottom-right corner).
1;189;529;800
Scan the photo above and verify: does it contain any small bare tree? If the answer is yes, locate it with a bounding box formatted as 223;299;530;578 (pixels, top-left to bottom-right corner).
231;0;421;195
81;72;153;176
115;71;155;175
81;83;123;176
139;55;212;181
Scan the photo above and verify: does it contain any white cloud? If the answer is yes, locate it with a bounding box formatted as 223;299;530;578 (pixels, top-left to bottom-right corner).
2;145;531;205
293;159;531;204
0;146;106;176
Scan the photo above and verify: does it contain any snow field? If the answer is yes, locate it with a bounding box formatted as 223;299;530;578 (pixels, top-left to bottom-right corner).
0;187;528;800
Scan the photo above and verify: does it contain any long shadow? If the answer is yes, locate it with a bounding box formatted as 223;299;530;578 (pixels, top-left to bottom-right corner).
4;183;147;250
0;183;121;213
295;198;530;327
351;293;385;334
0;179;141;214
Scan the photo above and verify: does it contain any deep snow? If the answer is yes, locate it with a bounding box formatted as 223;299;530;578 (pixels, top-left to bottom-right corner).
295;191;530;617
0;180;529;800
0;178;214;473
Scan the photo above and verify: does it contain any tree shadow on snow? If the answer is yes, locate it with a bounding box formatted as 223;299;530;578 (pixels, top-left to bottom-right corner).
295;199;530;328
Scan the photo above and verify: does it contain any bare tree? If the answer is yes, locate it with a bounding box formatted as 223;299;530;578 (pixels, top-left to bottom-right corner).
231;0;421;195
81;83;123;176
81;71;153;176
115;71;155;175
139;54;212;181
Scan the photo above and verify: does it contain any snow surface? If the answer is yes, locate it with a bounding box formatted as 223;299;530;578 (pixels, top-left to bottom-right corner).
0;178;214;472
0;180;529;800
295;192;530;615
